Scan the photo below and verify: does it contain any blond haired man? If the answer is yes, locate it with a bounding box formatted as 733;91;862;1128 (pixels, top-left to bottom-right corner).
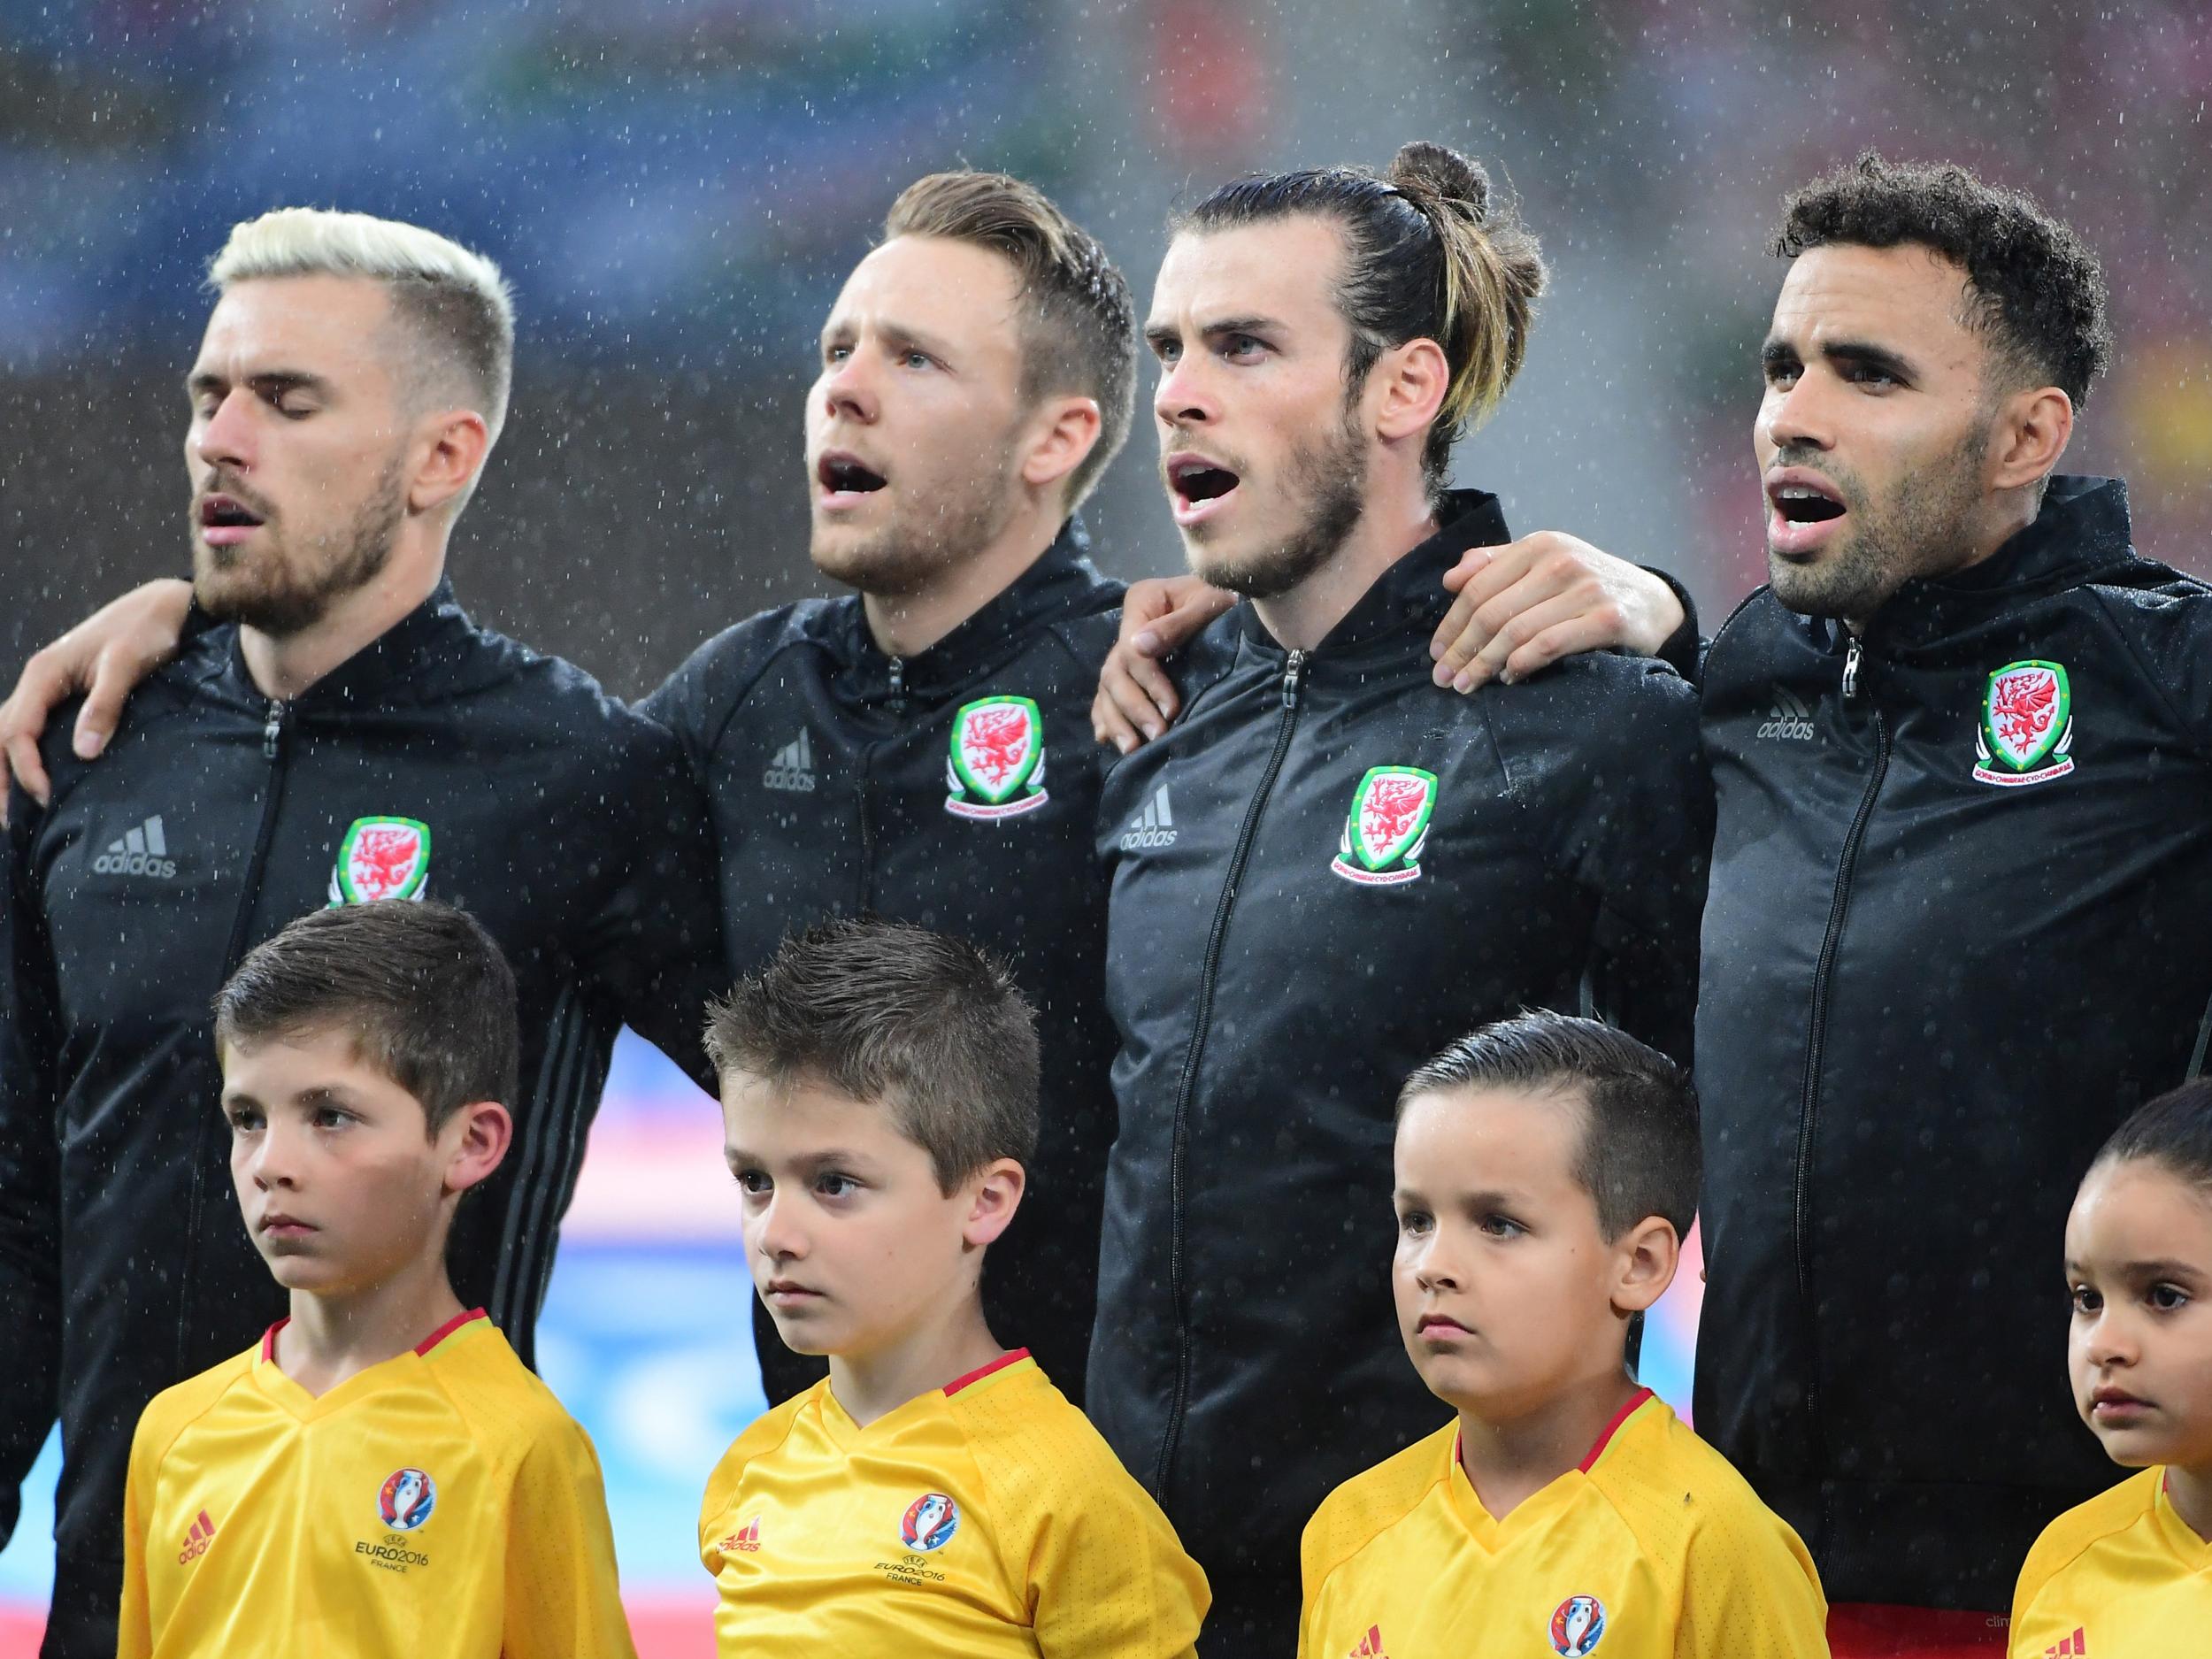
0;207;727;1656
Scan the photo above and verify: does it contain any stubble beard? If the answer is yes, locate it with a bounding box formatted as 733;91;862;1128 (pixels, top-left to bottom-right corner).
1187;403;1369;602
1766;421;1991;624
809;450;1021;600
194;456;406;638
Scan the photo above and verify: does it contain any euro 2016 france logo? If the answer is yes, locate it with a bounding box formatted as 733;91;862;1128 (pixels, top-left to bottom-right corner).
377;1467;437;1533
899;1492;958;1552
1549;1594;1607;1655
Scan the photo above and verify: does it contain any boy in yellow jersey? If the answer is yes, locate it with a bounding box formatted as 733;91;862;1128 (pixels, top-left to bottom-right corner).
696;918;1209;1656
2010;1079;2212;1655
1298;1013;1830;1659
115;902;636;1659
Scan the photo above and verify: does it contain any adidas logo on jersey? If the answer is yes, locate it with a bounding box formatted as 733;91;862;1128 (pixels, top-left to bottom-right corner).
1348;1625;1389;1659
1120;785;1177;850
177;1507;217;1566
2042;1629;2087;1658
93;816;178;879
764;731;816;793
1757;687;1816;741
719;1516;763;1554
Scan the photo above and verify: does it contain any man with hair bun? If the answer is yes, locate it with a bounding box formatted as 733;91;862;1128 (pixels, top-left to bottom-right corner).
0;207;728;1656
1090;141;1711;1654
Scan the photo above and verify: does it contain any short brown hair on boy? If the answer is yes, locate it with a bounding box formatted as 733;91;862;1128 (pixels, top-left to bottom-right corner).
703;918;1040;1194
882;170;1136;509
211;900;519;1134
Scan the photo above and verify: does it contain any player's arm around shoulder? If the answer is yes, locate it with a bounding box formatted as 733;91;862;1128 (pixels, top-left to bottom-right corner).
1671;1463;1831;1659
501;1409;639;1659
972;1409;1210;1659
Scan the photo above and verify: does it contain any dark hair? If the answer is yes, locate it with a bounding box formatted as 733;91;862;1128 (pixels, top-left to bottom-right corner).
1397;1011;1700;1240
212;901;519;1136
1772;151;2112;407
2093;1078;2212;1194
1178;141;1546;503
703;918;1040;1194
884;171;1137;510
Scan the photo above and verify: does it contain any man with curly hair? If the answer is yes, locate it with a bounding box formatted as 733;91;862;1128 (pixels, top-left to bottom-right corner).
1695;154;2212;1656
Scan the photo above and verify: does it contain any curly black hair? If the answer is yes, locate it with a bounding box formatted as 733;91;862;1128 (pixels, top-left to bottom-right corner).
1773;152;2112;408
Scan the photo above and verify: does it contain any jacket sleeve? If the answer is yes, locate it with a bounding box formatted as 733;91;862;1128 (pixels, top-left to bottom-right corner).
0;789;63;1550
1492;659;1713;1069
577;715;729;1094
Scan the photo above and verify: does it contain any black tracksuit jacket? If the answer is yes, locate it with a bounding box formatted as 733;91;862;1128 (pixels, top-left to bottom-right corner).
643;521;1124;1406
1694;476;2212;1609
1088;492;1712;1644
0;583;726;1655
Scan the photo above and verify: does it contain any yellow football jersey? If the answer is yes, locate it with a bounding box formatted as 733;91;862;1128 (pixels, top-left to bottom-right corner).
698;1348;1208;1656
2008;1466;2212;1657
1299;1388;1829;1659
117;1309;636;1659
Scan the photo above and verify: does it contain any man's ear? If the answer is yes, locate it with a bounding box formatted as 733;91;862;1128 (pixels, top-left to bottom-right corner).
441;1100;512;1197
1019;396;1104;498
1987;384;2074;493
961;1157;1027;1249
407;410;492;518
1609;1215;1682;1317
1370;337;1450;445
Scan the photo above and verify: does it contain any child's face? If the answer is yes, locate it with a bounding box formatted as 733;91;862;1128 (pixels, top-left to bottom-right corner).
1392;1086;1667;1421
221;1026;507;1297
722;1071;1018;1363
2066;1156;2212;1471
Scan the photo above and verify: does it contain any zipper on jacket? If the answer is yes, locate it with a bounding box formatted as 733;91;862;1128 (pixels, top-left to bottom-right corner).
1152;647;1307;1497
1841;635;1863;700
179;697;296;1377
887;656;906;717
1791;664;1889;1513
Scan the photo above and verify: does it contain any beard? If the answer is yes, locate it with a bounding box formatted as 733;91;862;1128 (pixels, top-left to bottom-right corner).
808;448;1021;599
194;457;405;637
1766;421;1990;623
1185;403;1368;601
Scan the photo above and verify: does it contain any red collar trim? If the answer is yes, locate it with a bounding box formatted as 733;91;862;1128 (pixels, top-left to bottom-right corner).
1578;1387;1655;1473
944;1348;1029;1397
415;1307;488;1357
260;1318;289;1363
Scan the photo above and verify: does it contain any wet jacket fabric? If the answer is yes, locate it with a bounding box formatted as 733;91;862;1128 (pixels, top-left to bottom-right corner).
0;583;726;1655
1694;476;2212;1609
1087;492;1712;1638
643;521;1124;1407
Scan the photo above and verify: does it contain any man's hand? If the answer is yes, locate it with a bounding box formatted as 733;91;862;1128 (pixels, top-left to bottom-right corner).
1429;533;1686;692
1;580;195;820
1091;575;1236;755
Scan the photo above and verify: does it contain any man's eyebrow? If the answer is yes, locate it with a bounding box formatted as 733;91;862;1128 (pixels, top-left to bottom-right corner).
1820;339;1916;380
187;369;332;398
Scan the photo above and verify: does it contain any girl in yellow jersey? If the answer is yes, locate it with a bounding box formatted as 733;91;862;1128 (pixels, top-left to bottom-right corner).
1297;1015;1831;1659
2010;1079;2212;1656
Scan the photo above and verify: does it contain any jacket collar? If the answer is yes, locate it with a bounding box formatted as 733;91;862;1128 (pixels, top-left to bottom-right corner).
1234;490;1510;658
1856;475;2138;651
218;579;480;709
838;516;1111;703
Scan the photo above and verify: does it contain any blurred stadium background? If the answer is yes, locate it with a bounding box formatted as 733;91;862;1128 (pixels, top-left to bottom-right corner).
3;1;2207;1650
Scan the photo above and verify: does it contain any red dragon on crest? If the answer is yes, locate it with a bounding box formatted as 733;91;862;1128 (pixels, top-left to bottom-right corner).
963;705;1033;791
1990;671;2058;753
1362;774;1431;855
351;827;421;901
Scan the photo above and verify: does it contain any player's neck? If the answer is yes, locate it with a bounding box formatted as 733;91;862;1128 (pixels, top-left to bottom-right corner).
2167;1461;2212;1542
828;1294;1004;1429
1250;477;1437;653
276;1252;467;1399
238;534;449;702
860;503;1064;661
1454;1366;1645;1523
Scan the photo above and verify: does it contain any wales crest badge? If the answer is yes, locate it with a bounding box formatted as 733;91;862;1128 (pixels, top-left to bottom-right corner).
328;817;433;904
1331;766;1438;887
1972;660;2075;787
944;696;1049;820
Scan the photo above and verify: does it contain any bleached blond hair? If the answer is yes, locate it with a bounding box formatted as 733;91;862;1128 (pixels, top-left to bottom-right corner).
209;208;516;451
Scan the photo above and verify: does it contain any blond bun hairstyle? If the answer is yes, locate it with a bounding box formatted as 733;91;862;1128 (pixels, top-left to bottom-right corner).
1178;142;1547;501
